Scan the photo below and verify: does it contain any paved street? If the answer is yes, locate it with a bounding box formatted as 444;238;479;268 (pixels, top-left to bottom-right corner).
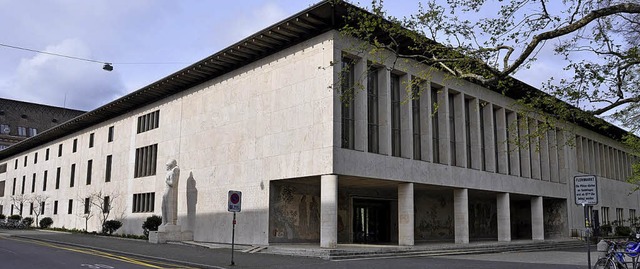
0;229;595;269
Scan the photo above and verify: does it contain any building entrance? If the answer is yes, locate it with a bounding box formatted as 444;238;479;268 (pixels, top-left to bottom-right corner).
353;199;391;243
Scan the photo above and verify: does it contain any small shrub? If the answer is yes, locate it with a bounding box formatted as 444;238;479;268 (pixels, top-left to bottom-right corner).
39;217;54;228
102;220;122;235
8;215;22;221
616;226;633;237
22;217;34;227
0;214;5;220
142;215;162;238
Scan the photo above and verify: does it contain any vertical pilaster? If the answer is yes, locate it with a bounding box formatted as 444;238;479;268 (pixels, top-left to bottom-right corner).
519;116;531;178
354;59;368;152
454;188;469;244
469;99;482;170
454;93;467;167
320;174;338;248
507;111;520;176
557;129;568;183
398;183;415;246
400;75;413;159
420;82;432;162
495;107;508;174
497;193;511;242
540;129;550;181
439;87;450;165
549;129;559;183
379;69;392;156
530;120;541;179
483;104;496;172
531;196;544;241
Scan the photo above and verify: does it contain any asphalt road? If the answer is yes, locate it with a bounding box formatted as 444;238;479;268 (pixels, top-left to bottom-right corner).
0;234;592;269
0;236;200;269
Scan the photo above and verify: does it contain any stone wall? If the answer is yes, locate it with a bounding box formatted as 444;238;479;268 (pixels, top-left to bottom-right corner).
415;189;454;241
269;179;321;243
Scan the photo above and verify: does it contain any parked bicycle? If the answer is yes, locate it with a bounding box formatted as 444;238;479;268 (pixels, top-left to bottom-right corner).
595;238;640;269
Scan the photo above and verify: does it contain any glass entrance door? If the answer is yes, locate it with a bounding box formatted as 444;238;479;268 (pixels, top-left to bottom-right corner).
353;199;391;243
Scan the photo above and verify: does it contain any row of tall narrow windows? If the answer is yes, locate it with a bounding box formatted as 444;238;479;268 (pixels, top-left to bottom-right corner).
9;155;113;195
340;55;575;183
576;136;638;181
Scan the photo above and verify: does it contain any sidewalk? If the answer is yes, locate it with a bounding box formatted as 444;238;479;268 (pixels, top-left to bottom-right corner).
0;229;591;268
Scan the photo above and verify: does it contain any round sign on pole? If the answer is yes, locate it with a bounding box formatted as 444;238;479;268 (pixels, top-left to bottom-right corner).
228;190;242;212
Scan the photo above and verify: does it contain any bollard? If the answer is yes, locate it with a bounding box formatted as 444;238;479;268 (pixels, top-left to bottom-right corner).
597;239;608;259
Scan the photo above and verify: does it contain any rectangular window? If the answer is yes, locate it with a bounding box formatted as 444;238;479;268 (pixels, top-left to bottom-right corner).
21;176;25;194
493;108;499;171
631;209;637;226
617;208;624;224
17;126;27;136
68;199;73;214
40;201;45;215
70;163;76;187
602;207;610;224
45;148;50;161
132;192;155;213
34;152;38;164
134;144;158;178
391;74;401;157
105;155;112;182
58;144;63;157
86;160;93;185
54;200;58;215
12;178;16;195
431;86;440;163
108;126;114;142
449;94;456;165
28;128;37;137
30;203;34;215
137;110;160;133
43;170;48;191
0;124;9;135
0;163;6;173
465;98;472;168
412;83;421;160
72;139;77;153
55;167;61;189
14;159;17;169
341;57;355;149
367;67;379;154
103;196;110;213
0;180;4;197
84;197;91;214
31;173;36;193
89;133;94;148
23;156;27;167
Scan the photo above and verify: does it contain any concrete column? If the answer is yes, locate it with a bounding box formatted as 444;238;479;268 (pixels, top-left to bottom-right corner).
595;142;602;177
495;107;508;174
540;129;550;181
557;129;568;183
420;82;432;162
497;193;511;242
379;69;391;156
320;174;338;248
482;104;496;172
549;129;559;183
519;116;531;178
398;183;415;246
507;111;520;176
400;75;413;159
354;59;368;152
454;188;469;244
439;87;450;165
454;93;467;167
531;196;544;241
529;120;541;179
469;99;482;170
576;136;584;173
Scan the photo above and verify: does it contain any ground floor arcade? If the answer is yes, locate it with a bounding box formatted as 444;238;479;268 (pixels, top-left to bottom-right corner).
268;175;567;248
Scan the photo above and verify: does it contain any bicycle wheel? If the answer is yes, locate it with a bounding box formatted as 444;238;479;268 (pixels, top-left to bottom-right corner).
594;257;618;269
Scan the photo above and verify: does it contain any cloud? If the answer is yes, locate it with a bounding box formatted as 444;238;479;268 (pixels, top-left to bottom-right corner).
8;39;125;111
213;1;288;43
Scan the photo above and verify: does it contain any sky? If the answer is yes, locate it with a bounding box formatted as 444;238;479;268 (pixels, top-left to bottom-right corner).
0;0;558;112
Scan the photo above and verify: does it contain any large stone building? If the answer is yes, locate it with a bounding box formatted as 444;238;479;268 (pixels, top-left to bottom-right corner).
0;1;638;247
0;98;84;151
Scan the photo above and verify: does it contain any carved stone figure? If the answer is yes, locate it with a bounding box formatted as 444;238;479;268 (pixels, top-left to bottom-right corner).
162;159;180;225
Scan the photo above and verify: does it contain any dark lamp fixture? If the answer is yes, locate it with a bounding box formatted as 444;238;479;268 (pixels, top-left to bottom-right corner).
103;63;113;71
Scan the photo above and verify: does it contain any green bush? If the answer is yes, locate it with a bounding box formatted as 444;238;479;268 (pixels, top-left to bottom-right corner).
22;217;34;227
600;224;613;235
39;217;54;228
0;214;5;220
616;226;633;237
102;220;122;235
142;215;162;238
8;215;22;221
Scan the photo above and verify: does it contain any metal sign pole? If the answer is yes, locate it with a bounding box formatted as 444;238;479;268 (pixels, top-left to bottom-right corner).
231;212;236;266
584;204;592;269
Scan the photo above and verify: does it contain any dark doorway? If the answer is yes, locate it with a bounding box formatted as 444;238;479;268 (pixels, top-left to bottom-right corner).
353;199;391;243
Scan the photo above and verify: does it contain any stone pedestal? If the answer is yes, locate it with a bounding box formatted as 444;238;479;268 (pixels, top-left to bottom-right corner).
149;224;193;244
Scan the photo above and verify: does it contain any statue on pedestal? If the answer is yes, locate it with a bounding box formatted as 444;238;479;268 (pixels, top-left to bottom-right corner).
162;159;180;226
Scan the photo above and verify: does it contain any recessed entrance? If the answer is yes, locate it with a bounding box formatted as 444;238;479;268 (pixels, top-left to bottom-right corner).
353;199;391;244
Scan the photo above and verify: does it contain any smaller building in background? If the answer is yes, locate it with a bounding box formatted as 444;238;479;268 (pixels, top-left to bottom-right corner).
0;98;85;151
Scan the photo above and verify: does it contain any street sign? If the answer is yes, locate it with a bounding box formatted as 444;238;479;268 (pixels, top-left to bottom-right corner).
228;190;242;212
574;175;598;205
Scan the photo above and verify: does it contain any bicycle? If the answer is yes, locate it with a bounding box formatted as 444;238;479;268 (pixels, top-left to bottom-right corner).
595;240;640;269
